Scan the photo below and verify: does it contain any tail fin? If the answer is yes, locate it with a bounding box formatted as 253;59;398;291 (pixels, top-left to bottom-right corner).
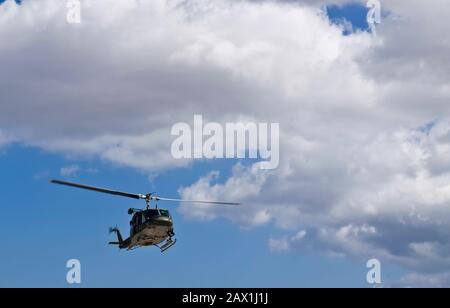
109;226;124;246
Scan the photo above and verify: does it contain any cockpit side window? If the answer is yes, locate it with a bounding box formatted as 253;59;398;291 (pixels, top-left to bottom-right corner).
135;213;142;225
159;210;170;217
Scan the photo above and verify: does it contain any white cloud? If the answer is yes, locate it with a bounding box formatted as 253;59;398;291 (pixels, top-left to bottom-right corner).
179;164;271;224
395;271;450;288
60;164;80;177
268;237;290;252
148;172;159;185
1;0;450;284
182;122;450;272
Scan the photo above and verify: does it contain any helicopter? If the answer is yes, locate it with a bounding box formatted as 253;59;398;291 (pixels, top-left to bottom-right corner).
50;180;239;252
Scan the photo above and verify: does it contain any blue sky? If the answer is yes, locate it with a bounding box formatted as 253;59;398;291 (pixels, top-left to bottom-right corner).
0;0;450;287
0;0;20;4
327;2;370;34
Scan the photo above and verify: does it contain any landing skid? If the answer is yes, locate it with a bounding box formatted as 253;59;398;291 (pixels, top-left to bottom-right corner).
157;238;177;253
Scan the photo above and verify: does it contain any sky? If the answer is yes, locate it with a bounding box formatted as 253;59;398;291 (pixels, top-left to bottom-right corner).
1;0;450;288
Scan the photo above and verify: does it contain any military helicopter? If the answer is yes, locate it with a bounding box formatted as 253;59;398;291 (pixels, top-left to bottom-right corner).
50;180;239;252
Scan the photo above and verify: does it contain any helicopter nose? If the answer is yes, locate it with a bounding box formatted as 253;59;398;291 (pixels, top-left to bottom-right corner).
154;216;173;227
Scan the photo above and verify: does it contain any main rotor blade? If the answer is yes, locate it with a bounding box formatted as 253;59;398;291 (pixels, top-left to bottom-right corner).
50;180;145;200
152;196;240;206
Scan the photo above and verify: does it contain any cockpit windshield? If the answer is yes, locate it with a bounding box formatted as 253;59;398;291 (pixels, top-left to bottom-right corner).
143;209;171;220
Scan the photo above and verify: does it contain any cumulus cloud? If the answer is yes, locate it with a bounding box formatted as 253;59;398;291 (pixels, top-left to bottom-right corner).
1;0;450;285
182;122;450;274
268;237;290;252
60;164;80;177
394;271;450;288
59;164;98;177
179;164;272;225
